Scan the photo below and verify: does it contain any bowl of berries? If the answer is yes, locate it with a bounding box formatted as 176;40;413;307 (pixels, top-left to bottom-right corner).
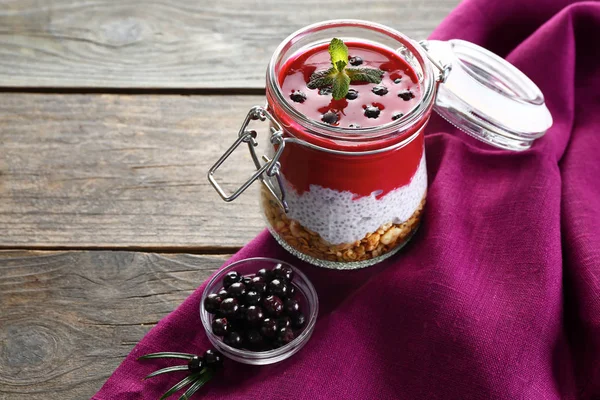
200;257;318;365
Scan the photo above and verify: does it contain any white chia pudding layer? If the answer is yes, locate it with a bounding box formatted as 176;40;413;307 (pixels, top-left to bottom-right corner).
281;154;427;245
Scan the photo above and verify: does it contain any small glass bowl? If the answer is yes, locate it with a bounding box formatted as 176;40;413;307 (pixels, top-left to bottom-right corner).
200;257;319;365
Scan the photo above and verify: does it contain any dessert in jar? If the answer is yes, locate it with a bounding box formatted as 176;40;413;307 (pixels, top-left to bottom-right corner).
209;20;553;270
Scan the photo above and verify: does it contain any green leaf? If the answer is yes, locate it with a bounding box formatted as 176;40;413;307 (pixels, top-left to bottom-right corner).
307;67;336;89
331;71;351;100
144;365;189;380
178;369;215;400
328;38;348;71
346;67;384;84
335;60;347;73
159;372;203;400
138;352;195;361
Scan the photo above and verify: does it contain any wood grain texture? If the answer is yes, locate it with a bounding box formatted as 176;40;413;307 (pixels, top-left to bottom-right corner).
0;93;269;249
0;250;227;399
0;0;460;89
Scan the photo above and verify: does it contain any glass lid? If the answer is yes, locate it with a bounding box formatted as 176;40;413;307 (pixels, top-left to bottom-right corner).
422;39;553;151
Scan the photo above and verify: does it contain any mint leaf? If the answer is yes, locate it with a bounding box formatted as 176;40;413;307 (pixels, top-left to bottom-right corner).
328;38;348;71
331;71;350;100
335;60;347;73
346;67;384;84
305;38;384;101
307;67;336;89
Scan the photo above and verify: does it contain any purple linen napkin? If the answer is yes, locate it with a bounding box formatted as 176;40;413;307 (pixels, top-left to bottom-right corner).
94;0;600;398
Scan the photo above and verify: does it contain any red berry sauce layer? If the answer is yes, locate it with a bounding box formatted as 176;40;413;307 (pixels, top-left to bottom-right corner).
280;41;421;129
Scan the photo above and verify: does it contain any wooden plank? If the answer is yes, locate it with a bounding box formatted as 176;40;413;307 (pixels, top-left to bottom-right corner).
0;250;227;399
0;93;269;249
0;0;460;89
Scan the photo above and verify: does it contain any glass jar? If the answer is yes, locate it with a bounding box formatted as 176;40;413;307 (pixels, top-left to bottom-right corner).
208;20;552;270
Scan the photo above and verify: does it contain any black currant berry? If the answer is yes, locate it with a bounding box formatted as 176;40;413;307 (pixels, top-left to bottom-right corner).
263;295;284;317
212;317;229;336
203;349;224;367
248;276;267;294
223;271;241;288
321;112;339;125
227;282;246;299
284;299;300;316
372;85;388;96
219;297;239;317
268;279;289;298
246;305;265;326
224;332;244;348
204;293;222;314
277;327;295;345
188;355;204;373
364;106;381;119
349;56;363;66
398;90;415;101
260;318;278;338
272;264;294;281
290;90;307;103
345;88;359;100
256;268;271;280
292;313;306;329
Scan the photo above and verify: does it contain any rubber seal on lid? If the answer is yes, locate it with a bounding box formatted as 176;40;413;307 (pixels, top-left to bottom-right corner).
424;39;552;151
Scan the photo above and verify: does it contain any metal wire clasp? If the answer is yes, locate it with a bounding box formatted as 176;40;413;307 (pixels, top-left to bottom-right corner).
419;40;452;83
207;106;289;213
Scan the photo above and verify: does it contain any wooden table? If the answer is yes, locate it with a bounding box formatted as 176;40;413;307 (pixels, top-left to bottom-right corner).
0;1;460;397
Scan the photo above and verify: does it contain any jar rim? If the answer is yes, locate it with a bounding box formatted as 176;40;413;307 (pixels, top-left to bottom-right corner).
266;19;436;144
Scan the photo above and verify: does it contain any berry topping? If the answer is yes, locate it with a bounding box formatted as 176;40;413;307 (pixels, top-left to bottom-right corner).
203;349;224;367
263;295;284;316
246;305;265;326
281;39;421;129
272;264;295;281
260;318;278;338
212;317;229;336
188;355;204;373
321;111;339;125
204;293;222;314
223;271;241;288
349;56;363;66
364;106;381;119
345;88;359;100
398;90;415;101
219;297;239;317
245;290;262;306
224;331;244;348
372;85;388;96
392;112;404;121
290;90;307;103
